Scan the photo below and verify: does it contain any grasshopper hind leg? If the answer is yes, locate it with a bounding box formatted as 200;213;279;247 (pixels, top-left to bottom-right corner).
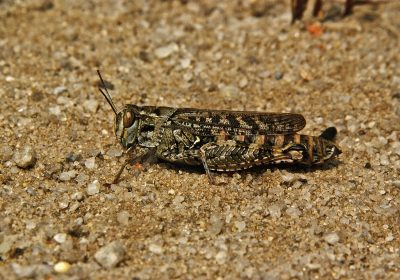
199;141;271;184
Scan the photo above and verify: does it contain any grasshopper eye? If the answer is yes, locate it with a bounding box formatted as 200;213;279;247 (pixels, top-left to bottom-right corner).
123;111;134;128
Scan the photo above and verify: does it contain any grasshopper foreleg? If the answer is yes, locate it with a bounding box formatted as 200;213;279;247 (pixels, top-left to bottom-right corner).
113;147;156;184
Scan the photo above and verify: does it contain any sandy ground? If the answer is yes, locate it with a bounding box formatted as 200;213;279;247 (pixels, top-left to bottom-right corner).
0;0;399;279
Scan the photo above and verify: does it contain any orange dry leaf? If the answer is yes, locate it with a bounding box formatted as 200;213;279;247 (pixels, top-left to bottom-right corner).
134;163;142;169
307;23;323;37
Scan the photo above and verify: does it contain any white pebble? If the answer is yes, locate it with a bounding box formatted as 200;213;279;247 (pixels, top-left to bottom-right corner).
54;233;67;244
94;241;125;268
71;191;84;201
14;146;37;169
380;154;389;166
117;211;130;225
83;99;99;113
87;180;100;195
49;106;62;116
215;251;227;264
221;84;239;98
25;220;36;230
59;170;77;181
180;58;191;68
53;86;68;95
149;243;163;254
173;195;185;205
154;43;179;59
84;157;96;169
5;76;15;82
324;232;340;245
286;207;302;218
268;204;282;218
234;221;246;232
385;232;394;242
281;172;295;183
106;147;123;158
54;261;71;273
239;77;248;88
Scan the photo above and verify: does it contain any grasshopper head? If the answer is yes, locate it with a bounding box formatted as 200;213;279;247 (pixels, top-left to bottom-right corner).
97;70;140;150
115;107;141;149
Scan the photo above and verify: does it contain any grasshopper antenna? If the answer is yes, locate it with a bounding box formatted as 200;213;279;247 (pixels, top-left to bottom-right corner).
97;70;118;115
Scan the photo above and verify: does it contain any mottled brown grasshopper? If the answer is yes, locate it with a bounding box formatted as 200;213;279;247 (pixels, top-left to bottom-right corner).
97;71;341;184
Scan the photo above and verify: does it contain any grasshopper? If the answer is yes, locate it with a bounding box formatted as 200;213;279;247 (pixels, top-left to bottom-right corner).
97;71;341;184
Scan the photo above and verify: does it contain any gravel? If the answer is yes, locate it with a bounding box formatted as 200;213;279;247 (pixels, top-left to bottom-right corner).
53;261;71;274
154;43;179;59
0;144;14;162
1;1;399;279
87;180;100;195
324;232;340;245
94;241;125;269
13;146;37;168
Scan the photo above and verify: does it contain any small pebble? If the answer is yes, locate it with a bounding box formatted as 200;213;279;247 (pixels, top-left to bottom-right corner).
26;187;37;196
324;232;340;245
106;147;123;158
385;233;394;242
221;84;240;98
380;154;389;166
5;76;15;82
208;214;223;236
59;170;77;181
58;197;70;209
154;43;179;59
53;86;68;95
286;207;302;218
281;172;295;184
180;58;191;69
0;144;14;162
268;204;282;218
94;241;125;268
234;221;246;232
215;251;227;264
83;99;99;113
49;105;62;116
11;263;36;278
66;152;81;162
0;235;17;254
149;243;163;254
173;195;185;206
71;192;84;201
274;71;284;80
53;261;71;274
54;233;67;244
25;220;36;230
239;77;248;88
75;173;88;185
117;211;130;225
84;157;96;169
14;146;37;169
87;180;100;195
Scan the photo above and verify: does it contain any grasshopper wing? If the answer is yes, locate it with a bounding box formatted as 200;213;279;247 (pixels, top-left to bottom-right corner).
168;108;306;136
